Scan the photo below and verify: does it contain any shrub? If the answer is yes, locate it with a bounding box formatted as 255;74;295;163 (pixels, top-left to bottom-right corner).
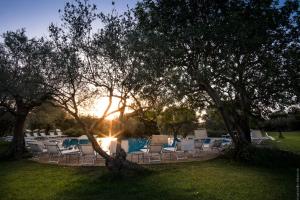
223;144;300;168
64;128;84;137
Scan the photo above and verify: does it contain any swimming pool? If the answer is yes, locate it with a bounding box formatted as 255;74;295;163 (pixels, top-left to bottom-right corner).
62;138;150;153
62;137;232;152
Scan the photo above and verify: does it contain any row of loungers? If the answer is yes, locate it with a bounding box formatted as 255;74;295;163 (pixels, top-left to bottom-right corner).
25;129;66;139
27;137;225;165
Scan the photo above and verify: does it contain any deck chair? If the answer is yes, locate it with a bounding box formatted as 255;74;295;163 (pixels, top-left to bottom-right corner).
194;129;208;139
27;142;47;159
211;139;224;152
165;142;187;160
25;133;34;139
56;129;66;137
78;144;96;165
146;144;163;163
251;130;270;144
45;143;79;163
40;132;47;137
193;139;203;157
49;131;57;138
32;132;40;138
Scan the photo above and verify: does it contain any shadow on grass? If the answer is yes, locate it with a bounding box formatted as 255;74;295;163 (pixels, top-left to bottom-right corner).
0;158;297;200
53;165;201;200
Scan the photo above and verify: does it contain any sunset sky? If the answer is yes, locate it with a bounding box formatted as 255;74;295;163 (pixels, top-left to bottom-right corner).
0;0;286;39
0;0;138;39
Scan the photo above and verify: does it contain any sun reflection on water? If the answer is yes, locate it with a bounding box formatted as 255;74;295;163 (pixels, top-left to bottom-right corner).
96;137;117;155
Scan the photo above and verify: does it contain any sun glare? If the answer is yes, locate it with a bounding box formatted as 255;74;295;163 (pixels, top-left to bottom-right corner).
96;137;117;154
89;97;121;120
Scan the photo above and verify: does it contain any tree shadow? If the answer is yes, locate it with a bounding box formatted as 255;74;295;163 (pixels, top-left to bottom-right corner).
53;165;208;200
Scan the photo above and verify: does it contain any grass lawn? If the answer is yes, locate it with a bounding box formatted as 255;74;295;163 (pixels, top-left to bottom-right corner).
0;132;299;200
0;158;297;200
268;131;300;154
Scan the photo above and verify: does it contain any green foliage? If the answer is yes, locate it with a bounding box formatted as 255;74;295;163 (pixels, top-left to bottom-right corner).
224;144;300;168
0;29;54;108
203;107;227;136
134;0;300;145
0;110;14;136
63;128;84;137
25;103;66;131
122;117;147;138
157;106;198;136
263;109;300;131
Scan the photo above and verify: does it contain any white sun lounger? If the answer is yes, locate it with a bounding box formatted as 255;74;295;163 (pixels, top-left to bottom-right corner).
78;144;96;165
251;130;271;144
45;143;79;163
146;144;163;163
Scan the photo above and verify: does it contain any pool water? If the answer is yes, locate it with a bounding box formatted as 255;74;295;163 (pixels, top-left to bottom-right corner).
62;137;232;152
128;138;148;153
62;138;89;148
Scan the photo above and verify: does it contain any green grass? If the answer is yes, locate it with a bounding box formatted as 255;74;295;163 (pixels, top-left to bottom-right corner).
268;131;300;154
0;158;297;200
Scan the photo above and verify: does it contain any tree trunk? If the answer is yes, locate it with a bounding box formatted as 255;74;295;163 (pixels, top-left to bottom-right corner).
7;107;29;159
278;129;284;139
204;84;237;144
74;116;144;172
232;113;252;144
203;84;252;158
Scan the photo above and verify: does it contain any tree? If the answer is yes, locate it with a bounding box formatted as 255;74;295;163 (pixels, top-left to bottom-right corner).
25;103;66;132
133;0;299;153
0;30;54;159
47;0;143;171
0;108;15;136
202;106;227;137
157;106;198;141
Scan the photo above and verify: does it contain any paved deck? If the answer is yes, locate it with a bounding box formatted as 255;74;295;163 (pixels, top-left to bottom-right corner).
31;151;220;166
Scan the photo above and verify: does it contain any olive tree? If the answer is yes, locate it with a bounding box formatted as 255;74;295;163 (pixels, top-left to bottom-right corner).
47;0;144;171
0;30;53;159
133;0;300;154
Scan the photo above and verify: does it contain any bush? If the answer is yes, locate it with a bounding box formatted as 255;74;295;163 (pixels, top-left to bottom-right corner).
64;128;84;137
207;129;226;137
223;145;300;168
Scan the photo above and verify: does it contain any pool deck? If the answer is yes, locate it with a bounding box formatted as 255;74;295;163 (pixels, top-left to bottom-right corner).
31;150;220;166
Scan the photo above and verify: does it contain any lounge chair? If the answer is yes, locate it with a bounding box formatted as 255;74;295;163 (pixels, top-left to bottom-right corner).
121;140;129;153
251;130;270;144
56;129;67;137
163;141;187;160
146;144;163;163
78;144;96;165
40;132;47;137
180;139;195;152
45;143;79;163
265;132;275;141
49;131;57;138
27;142;47;159
211;139;224;152
32;132;40;138
151;135;169;144
193;139;203;157
109;140;118;156
194;128;208;140
202;138;212;150
25;133;35;139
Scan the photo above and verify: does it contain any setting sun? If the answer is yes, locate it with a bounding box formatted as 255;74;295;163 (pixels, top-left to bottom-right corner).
88;97;132;120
